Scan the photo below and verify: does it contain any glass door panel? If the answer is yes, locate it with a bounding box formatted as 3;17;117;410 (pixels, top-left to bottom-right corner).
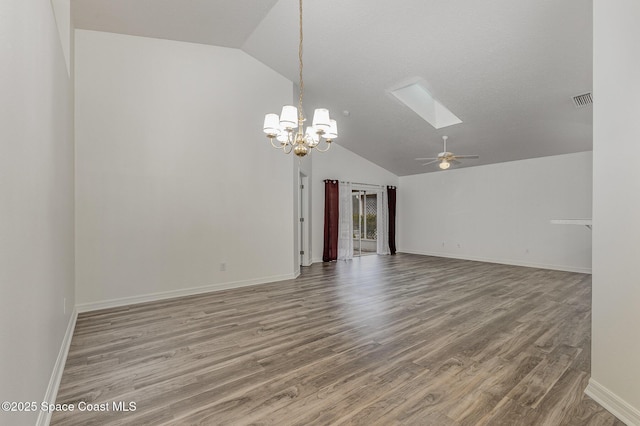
352;189;378;257
352;192;362;257
363;193;377;254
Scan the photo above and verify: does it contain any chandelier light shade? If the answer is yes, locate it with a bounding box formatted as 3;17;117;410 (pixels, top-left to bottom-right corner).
324;119;338;140
262;0;337;157
312;108;331;132
279;106;298;130
263;113;280;135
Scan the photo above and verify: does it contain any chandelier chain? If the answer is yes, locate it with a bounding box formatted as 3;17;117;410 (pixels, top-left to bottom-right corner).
261;0;336;157
298;0;304;122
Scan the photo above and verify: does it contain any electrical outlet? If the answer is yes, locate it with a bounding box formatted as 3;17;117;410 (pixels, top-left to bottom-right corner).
220;262;226;272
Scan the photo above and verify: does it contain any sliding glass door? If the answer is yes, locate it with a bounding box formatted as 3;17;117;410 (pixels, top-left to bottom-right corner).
352;190;377;257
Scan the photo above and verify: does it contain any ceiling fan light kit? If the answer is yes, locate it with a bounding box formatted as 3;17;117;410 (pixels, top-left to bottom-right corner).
415;136;479;170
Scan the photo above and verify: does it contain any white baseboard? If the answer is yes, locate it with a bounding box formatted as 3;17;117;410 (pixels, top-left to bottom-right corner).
36;308;78;426
397;249;592;274
76;273;298;313
585;379;640;426
311;257;323;264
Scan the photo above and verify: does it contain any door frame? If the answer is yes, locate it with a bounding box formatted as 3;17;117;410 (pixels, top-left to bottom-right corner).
351;184;381;257
299;172;311;267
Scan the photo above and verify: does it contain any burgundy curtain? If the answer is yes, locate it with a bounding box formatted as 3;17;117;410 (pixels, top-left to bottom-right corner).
387;186;397;255
323;180;339;262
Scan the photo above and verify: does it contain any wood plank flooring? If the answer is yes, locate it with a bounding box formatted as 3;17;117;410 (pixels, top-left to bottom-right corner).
52;254;623;425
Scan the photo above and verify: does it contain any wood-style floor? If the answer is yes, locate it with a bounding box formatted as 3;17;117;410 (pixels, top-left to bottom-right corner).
52;254;622;425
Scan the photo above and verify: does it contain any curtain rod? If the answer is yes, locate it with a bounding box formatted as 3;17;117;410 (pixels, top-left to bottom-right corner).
342;181;384;187
324;179;396;189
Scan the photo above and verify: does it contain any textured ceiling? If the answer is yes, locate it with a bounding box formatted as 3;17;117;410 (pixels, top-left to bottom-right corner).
72;0;593;176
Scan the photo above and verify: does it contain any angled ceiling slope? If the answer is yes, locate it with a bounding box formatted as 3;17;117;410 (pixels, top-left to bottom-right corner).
72;0;279;48
73;0;593;176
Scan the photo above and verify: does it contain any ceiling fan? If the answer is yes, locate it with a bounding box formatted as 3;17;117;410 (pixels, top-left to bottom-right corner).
415;136;479;170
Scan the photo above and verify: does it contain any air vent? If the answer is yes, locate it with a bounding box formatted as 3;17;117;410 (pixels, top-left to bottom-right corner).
572;92;593;108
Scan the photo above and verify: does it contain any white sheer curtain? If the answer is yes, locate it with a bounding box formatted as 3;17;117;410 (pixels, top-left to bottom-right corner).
377;187;390;255
337;181;353;260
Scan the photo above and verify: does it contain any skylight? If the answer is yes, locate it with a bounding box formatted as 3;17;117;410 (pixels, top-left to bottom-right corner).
390;83;462;129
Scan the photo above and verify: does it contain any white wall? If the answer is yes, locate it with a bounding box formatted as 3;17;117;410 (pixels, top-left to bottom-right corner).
51;0;71;75
399;152;593;273
589;0;640;423
311;144;399;263
75;30;296;308
0;0;75;425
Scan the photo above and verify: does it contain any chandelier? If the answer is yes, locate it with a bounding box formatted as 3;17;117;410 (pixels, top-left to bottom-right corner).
262;0;337;157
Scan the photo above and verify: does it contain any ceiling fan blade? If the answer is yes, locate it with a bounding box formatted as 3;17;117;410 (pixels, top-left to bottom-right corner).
452;155;479;159
449;159;461;165
415;157;438;161
421;159;439;166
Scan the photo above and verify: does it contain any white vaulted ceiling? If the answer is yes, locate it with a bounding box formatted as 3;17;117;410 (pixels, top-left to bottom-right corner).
72;0;592;176
73;0;280;48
